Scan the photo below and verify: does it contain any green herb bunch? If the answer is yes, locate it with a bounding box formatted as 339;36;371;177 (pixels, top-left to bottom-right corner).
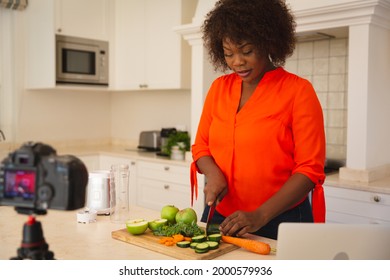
152;221;204;237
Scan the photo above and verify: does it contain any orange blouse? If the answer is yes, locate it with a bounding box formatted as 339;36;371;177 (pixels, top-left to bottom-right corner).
191;67;326;222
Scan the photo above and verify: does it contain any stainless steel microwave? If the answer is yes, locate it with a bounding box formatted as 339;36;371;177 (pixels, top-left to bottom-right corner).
56;35;109;86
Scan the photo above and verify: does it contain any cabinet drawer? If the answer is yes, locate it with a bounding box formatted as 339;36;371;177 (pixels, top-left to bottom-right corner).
325;186;390;206
136;178;191;211
325;185;390;223
137;160;190;185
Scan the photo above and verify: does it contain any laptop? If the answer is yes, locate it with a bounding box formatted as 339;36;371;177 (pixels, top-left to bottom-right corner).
276;223;390;260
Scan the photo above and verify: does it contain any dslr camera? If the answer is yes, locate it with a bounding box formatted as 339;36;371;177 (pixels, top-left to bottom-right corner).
0;142;88;215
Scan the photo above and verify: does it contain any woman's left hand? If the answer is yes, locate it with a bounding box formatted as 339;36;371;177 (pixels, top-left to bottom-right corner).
219;210;265;237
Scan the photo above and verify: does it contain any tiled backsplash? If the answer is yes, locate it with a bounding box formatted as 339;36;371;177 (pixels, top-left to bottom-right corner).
285;38;348;160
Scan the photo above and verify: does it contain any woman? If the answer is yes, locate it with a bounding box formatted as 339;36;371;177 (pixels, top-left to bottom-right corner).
190;0;326;240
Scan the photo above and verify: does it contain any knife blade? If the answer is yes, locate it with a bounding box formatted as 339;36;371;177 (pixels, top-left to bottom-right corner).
205;202;216;235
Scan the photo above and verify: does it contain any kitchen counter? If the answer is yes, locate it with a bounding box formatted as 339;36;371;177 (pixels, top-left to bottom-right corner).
0;205;276;260
325;172;390;195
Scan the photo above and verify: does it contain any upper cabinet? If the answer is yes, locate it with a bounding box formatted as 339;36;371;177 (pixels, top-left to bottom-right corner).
24;0;196;90
24;0;111;89
110;0;197;91
55;0;110;41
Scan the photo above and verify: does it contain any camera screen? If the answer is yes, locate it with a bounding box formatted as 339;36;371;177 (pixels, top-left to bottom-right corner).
4;170;36;200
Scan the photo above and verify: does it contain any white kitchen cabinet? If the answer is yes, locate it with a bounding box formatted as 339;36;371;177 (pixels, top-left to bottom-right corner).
111;0;196;90
324;185;390;224
99;155;137;205
136;160;204;217
55;0;110;41
24;0;110;89
77;155;100;173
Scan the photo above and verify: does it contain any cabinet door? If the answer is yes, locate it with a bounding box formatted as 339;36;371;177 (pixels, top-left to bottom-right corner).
112;0;146;89
144;0;187;89
325;185;390;224
112;0;195;90
137;178;190;212
55;0;110;41
77;155;100;173
136;160;204;216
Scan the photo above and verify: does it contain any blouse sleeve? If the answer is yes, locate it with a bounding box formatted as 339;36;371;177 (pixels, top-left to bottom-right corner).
291;81;326;185
191;82;216;162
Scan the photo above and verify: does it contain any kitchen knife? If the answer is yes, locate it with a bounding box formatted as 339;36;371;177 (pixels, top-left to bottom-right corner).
205;202;216;235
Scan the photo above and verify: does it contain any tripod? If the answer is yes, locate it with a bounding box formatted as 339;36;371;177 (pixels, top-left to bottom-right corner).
11;214;55;260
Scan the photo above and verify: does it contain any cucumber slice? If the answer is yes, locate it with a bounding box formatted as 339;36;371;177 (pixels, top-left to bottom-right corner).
206;241;219;250
195;242;210;250
190;242;198;249
176;241;191;248
207;233;222;242
191;235;206;243
195;248;209;254
195;242;210;254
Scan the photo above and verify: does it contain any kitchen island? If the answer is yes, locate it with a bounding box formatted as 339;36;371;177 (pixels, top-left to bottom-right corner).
0;205;276;260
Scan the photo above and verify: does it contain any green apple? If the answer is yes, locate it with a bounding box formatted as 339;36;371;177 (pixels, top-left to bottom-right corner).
161;205;179;224
148;218;168;231
175;207;197;225
125;219;149;235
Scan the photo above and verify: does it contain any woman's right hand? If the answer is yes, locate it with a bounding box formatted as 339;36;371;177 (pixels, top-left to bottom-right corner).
204;172;228;206
196;156;228;206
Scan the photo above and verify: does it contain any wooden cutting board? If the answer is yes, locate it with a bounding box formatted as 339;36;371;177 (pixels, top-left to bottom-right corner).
112;228;239;260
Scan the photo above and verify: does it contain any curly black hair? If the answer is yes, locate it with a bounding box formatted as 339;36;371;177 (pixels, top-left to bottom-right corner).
202;0;296;71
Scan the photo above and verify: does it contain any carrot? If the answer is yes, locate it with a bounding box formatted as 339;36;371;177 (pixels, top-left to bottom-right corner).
172;234;184;242
159;236;174;244
221;235;271;255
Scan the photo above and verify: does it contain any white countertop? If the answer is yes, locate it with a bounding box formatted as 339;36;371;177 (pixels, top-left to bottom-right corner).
325;172;390;194
0;206;276;260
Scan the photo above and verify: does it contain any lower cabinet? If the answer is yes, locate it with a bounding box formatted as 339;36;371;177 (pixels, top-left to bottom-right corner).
136;160;204;217
324;185;390;224
77;155;100;172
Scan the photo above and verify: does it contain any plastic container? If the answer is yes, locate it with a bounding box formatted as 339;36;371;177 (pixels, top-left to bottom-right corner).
109;164;130;223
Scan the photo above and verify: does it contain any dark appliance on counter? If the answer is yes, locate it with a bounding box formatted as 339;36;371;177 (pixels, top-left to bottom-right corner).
324;158;345;174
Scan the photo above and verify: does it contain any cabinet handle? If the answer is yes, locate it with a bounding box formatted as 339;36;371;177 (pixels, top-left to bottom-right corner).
373;195;381;203
130;161;136;165
139;84;148;89
164;166;170;171
57;28;62;33
164;184;170;189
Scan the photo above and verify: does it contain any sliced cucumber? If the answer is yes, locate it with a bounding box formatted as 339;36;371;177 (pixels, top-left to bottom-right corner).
195;248;209;254
195;242;210;254
176;241;191;248
191;235;206;243
207;233;222;242
190;242;198;249
195;242;209;250
205;241;219;250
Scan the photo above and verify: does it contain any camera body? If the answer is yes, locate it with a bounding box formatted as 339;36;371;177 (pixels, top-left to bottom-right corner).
0;142;88;214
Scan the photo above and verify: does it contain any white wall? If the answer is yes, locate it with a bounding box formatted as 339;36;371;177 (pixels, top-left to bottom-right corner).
110;90;191;143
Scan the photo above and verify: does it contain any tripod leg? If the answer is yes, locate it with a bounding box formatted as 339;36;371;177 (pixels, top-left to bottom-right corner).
11;215;55;260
